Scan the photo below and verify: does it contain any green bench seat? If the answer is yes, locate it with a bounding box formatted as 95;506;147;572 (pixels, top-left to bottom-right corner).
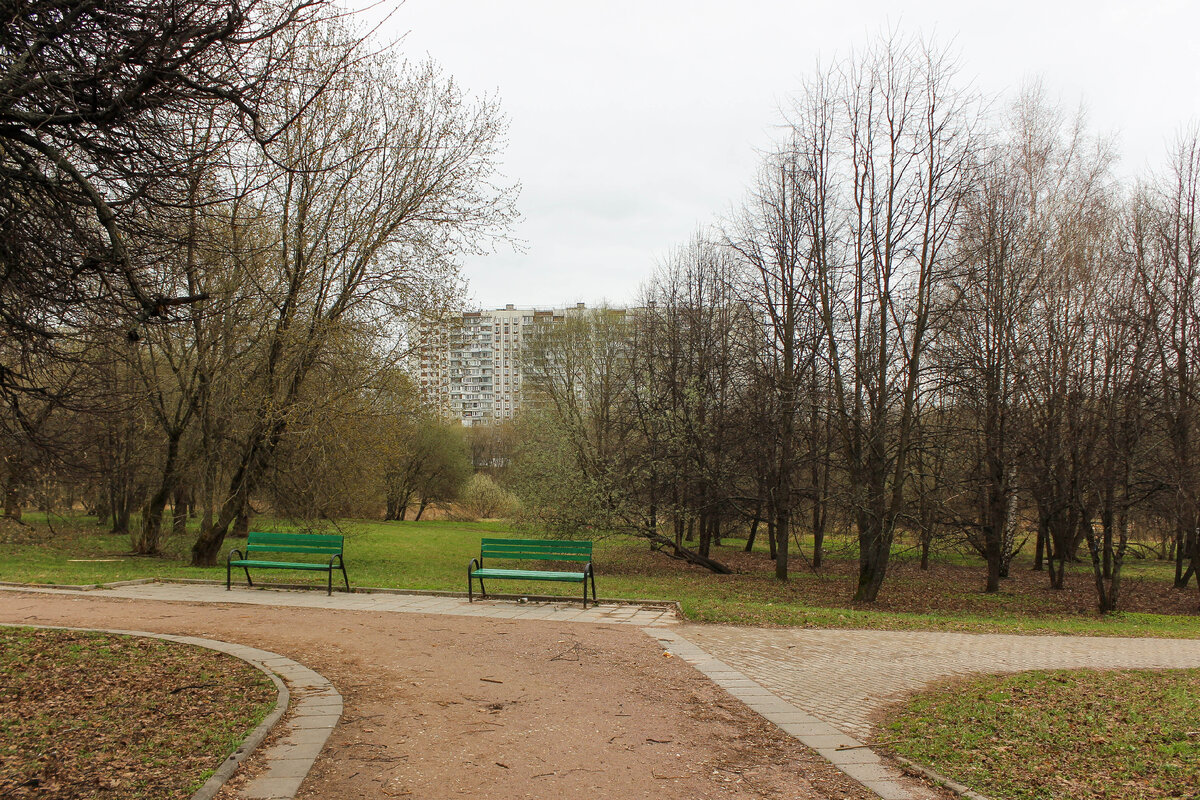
227;532;349;596
468;538;595;607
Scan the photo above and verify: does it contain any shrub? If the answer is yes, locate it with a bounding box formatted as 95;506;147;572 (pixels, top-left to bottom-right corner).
456;474;519;520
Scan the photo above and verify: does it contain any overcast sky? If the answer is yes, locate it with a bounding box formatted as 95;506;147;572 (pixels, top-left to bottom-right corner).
363;1;1199;310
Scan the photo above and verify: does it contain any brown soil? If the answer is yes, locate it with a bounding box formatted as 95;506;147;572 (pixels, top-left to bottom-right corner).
0;628;274;799
0;592;875;800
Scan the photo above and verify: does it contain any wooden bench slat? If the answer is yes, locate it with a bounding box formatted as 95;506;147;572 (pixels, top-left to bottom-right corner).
471;568;586;582
246;544;343;554
245;532;342;540
478;537;592;547
480;551;591;562
230;559;335;570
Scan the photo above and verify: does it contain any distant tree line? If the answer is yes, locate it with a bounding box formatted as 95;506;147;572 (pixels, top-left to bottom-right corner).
513;35;1200;613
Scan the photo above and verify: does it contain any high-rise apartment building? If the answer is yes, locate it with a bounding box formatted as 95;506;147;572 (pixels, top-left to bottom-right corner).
416;303;587;425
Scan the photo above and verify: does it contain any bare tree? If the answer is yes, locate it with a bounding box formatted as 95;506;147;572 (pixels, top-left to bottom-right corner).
726;73;834;581
519;307;733;572
1132;130;1200;594
932;96;1047;591
1082;229;1153;612
189;21;517;565
1011;91;1116;589
814;36;975;601
0;1;328;405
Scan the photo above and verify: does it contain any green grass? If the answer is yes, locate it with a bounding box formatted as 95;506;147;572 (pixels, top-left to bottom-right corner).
882;668;1200;800
2;515;1199;638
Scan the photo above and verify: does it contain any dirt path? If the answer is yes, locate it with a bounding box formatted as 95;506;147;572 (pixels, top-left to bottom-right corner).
1;591;873;800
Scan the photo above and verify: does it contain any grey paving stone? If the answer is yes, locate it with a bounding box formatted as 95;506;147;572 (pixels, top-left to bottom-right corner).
859;779;913;800
741;700;802;716
242;776;304;799
292;702;343;716
289;714;338;730
281;726;337;747
815;745;883;766
801;733;864;751
776;721;843;737
758;710;820;725
839;762;905;782
266;742;327;762
257;759;314;780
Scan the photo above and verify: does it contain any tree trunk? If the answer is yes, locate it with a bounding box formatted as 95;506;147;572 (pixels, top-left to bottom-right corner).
96;491;111;526
766;513;777;561
135;491;170;555
173;486;189;538
774;505;789;582
643;529;732;574
1176;519;1192;588
231;507;250;539
745;506;761;553
3;478;21;522
854;513;894;603
812;498;826;570
111;484;132;535
134;431;183;555
984;521;1002;594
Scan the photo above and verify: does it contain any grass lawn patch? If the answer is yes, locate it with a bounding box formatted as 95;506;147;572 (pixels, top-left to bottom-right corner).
881;668;1200;800
0;627;276;799
3;515;1199;637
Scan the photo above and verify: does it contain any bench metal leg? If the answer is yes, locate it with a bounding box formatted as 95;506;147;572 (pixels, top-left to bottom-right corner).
341;564;350;593
327;568;333;596
226;562;231;591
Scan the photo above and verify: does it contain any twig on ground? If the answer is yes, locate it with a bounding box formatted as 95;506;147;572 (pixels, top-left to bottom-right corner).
550;642;583;661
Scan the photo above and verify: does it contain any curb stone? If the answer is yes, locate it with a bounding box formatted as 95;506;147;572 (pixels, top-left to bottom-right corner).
0;622;339;800
892;756;992;800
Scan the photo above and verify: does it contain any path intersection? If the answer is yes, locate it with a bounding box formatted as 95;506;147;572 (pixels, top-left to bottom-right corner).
7;581;1200;800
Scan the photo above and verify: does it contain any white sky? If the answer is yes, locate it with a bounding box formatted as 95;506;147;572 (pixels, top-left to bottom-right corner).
363;0;1200;310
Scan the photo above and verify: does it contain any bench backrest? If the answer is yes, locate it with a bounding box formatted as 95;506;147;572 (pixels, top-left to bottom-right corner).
246;531;344;557
480;537;591;563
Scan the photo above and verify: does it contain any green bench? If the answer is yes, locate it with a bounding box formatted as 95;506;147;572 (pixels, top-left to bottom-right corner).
227;532;350;596
468;538;596;607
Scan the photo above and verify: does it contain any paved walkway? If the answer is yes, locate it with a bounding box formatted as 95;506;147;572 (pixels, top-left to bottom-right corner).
660;625;1200;799
81;580;679;626
674;625;1200;739
11;581;1200;800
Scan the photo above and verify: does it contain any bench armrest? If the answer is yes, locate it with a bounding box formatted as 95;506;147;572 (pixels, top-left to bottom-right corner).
328;553;344;568
227;548;245;564
468;557;480;572
585;561;594;576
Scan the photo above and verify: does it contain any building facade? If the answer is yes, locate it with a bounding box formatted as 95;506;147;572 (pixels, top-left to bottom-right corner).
417;303;586;425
